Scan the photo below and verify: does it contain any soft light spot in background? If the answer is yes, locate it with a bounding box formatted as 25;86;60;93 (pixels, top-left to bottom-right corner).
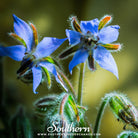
33;15;51;34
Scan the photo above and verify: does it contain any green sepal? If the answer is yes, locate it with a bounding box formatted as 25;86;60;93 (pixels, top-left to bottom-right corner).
109;95;124;118
9;33;27;47
41;67;51;88
100;43;121;51
30;23;38;46
63;94;80;123
43;56;55;64
98;15;112;30
70;16;82;33
42;56;61;69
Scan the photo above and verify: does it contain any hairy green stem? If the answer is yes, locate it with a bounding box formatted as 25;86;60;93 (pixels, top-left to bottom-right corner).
77;62;85;105
93;96;110;138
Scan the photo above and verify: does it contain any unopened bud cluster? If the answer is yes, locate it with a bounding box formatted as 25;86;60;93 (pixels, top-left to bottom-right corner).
105;92;138;129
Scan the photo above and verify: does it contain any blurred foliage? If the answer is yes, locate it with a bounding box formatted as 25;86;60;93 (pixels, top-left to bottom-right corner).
0;0;138;138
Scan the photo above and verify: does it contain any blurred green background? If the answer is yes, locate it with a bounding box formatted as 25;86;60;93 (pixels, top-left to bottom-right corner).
0;0;138;137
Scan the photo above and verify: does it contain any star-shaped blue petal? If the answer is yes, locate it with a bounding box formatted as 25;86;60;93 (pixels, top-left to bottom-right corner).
80;18;99;34
94;46;118;79
32;67;42;94
66;29;81;46
69;49;88;74
0;45;25;61
13;14;34;51
98;25;120;44
34;37;67;58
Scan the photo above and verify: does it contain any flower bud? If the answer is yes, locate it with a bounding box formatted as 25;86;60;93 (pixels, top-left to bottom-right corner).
108;93;138;129
34;93;92;137
34;94;57;117
117;131;138;138
34;93;80;121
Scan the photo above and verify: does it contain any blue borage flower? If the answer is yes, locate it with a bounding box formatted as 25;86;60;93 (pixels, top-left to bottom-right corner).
59;15;121;79
0;14;67;94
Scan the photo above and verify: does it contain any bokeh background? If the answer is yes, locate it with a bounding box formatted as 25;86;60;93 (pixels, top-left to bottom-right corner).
0;0;138;137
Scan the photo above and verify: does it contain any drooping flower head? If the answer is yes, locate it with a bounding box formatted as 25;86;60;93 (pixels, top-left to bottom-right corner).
0;14;67;94
59;15;121;79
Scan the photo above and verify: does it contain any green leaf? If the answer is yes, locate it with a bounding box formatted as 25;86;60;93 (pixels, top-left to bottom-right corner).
11;106;32;138
42;56;61;69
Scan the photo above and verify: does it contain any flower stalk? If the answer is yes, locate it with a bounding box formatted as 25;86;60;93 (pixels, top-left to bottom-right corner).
77;62;85;105
93;96;110;138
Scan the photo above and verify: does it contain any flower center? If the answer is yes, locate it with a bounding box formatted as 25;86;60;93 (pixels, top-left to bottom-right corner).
81;31;99;50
